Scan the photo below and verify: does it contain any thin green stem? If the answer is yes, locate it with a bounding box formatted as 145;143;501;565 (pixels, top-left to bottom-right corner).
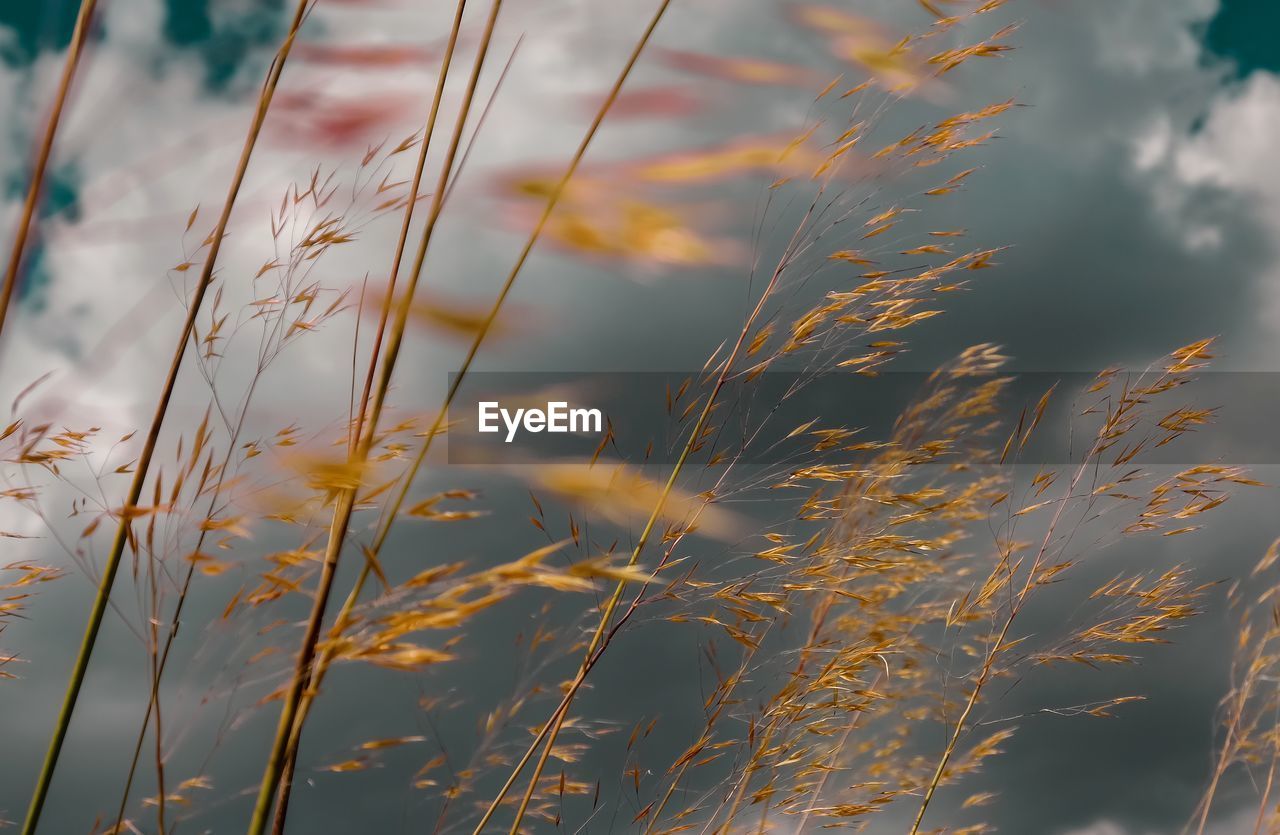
273;5;674;831
19;4;312;832
480;77;798;835
268;1;471;829
244;4;505;831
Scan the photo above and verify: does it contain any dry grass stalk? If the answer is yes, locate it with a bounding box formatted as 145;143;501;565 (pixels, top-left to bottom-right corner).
267;1;472;828
5;3;1266;834
472;89;849;835
1194;546;1280;834
19;2;314;832
267;4;675;831
245;2;507;831
907;348;1230;835
108;156;396;834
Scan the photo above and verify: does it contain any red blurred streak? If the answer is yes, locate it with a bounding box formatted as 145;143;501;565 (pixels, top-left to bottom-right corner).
579;85;704;120
271;91;418;149
295;42;443;68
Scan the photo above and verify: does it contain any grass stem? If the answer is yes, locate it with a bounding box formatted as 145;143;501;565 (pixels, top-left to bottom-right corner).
265;5;672;830
267;0;472;827
244;3;505;830
18;3;312;830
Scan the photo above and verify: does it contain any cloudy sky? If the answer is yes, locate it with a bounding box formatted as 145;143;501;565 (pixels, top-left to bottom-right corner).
3;0;1280;833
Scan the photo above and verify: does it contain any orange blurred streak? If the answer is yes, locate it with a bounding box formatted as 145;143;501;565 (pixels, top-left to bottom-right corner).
622;134;828;185
654;47;825;88
789;4;931;92
789;4;890;37
493;172;739;270
363;286;530;341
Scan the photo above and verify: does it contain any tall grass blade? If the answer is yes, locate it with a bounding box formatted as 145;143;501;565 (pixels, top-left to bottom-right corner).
18;2;313;831
244;3;505;831
269;6;672;824
268;0;473;827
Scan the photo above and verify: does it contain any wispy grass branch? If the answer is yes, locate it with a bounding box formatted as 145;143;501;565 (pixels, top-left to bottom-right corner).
268;0;472;827
19;2;314;830
269;5;675;830
244;2;507;830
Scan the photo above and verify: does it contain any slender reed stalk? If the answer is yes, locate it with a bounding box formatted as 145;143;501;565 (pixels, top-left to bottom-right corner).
906;362;1186;834
110;378;260;834
265;4;680;829
18;4;313;832
267;1;472;827
345;0;469;459
145;521;167;835
280;0;676;790
1252;755;1277;835
1194;687;1245;835
476;121;800;835
245;4;505;831
0;0;99;350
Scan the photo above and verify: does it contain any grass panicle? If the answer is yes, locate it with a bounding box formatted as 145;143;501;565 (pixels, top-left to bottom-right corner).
19;2;313;831
2;3;1271;834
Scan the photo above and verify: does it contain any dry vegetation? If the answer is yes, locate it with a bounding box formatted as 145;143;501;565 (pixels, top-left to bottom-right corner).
1;0;1275;833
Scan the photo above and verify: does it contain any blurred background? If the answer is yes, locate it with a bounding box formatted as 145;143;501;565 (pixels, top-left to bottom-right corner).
2;1;1280;833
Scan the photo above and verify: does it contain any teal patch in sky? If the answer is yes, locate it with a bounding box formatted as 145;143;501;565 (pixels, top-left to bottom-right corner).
0;1;78;66
16;247;51;313
1;1;286;88
1204;0;1280;77
1;1;282;311
4;162;80;306
161;0;287;89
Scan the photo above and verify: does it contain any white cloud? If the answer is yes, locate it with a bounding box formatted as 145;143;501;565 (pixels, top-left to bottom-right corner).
1062;806;1259;835
1061;823;1138;835
1133;69;1280;358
